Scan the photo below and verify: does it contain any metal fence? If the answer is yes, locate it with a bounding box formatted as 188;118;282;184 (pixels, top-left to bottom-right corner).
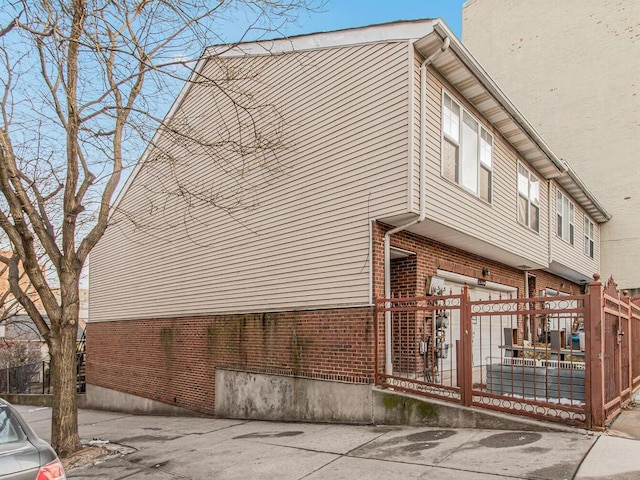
0;361;51;394
0;339;86;395
375;275;640;429
594;277;640;425
375;292;465;403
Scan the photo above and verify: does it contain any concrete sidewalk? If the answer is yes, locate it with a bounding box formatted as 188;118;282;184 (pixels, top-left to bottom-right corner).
14;405;640;479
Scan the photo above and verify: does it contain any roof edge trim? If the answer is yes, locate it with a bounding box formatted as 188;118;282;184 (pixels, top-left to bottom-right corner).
430;20;610;222
209;19;436;57
431;21;567;176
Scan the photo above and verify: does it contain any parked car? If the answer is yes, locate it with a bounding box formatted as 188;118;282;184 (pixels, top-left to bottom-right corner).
0;399;65;479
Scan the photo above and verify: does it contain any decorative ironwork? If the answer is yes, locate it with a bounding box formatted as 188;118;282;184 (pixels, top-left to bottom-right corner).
375;289;591;427
471;393;586;425
377;373;461;402
375;278;640;429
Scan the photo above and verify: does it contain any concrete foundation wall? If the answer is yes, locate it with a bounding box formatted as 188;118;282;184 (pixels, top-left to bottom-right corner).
85;384;204;416
215;369;373;423
213;368;570;432
86;307;375;415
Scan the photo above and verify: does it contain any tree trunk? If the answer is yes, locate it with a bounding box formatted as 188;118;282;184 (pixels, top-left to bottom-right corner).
49;315;80;457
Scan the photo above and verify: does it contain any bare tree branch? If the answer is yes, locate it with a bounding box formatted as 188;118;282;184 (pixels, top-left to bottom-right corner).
0;0;324;457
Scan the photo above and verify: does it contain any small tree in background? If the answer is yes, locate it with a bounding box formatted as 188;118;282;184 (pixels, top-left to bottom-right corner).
0;0;320;457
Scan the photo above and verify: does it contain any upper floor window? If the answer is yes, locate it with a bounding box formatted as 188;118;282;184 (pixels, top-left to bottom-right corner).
442;93;492;203
557;190;575;245
584;216;595;258
517;163;540;232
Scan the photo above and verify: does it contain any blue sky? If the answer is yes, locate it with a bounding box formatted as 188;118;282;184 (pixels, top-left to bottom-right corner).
288;0;466;37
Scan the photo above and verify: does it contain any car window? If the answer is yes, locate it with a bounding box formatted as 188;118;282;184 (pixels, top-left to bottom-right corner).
0;408;27;444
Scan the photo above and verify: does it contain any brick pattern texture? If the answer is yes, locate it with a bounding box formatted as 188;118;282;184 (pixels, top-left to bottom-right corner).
87;307;375;414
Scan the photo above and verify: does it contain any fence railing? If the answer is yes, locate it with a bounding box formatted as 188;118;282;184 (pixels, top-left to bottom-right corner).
375;274;640;429
0;343;86;395
592;276;640;426
0;361;51;394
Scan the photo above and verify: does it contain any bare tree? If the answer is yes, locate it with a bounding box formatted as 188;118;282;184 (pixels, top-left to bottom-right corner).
0;0;319;457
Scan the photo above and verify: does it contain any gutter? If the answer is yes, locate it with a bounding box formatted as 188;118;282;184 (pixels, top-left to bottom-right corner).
564;166;612;221
433;19;611;225
548;179;553;264
431;21;568;178
383;36;450;376
430;20;610;224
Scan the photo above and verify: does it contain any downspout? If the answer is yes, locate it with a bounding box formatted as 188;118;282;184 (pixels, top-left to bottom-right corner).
383;37;450;375
548;179;553;265
524;270;530;342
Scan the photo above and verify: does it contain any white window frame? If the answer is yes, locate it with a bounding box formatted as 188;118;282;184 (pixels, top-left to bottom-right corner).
517;162;540;232
441;91;493;203
556;190;575;245
584;215;595;258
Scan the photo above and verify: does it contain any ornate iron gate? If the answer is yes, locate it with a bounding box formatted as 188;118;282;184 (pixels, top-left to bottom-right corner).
376;284;592;426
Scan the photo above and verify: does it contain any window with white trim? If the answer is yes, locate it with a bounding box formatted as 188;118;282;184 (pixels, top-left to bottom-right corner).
517;163;540;232
584;216;595;258
557;190;575;245
442;93;492;203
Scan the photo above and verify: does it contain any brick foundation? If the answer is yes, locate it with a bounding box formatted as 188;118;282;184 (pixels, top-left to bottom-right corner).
86;307;375;414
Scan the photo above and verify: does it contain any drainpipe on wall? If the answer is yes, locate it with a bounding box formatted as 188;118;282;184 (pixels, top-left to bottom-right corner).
548;179;553;265
383;37;450;376
524;270;531;342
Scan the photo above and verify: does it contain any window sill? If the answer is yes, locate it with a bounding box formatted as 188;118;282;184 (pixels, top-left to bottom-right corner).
517;221;540;235
438;175;493;207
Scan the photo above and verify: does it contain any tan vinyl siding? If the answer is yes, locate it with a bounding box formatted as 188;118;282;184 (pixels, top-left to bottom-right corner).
422;70;548;267
551;183;600;277
90;41;411;322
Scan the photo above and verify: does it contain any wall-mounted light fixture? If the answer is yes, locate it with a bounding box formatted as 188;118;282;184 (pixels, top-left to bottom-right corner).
482;267;490;277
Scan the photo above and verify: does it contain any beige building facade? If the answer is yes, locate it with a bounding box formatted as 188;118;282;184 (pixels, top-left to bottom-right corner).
463;0;640;292
87;20;610;419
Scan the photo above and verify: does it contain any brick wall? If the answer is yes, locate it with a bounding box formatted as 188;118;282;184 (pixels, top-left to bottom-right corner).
86;307;375;414
390;256;419;370
390;256;418;296
372;222;582;298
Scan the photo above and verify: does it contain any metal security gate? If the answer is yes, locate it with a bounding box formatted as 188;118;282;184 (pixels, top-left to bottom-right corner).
375;291;465;404
467;293;588;425
375;284;594;427
600;277;638;423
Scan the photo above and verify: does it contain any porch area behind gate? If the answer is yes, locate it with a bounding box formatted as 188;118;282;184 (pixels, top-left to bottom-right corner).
375;275;640;429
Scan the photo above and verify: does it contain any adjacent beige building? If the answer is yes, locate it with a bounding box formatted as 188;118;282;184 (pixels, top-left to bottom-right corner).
463;0;640;292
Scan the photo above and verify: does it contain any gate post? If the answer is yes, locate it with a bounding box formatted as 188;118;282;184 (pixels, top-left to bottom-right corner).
461;283;472;407
623;291;633;403
586;274;605;429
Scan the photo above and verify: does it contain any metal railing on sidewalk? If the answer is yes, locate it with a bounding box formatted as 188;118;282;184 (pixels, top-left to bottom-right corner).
0;361;51;394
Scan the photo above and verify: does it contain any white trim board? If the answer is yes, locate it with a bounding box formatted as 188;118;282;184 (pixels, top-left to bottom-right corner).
437;269;517;293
